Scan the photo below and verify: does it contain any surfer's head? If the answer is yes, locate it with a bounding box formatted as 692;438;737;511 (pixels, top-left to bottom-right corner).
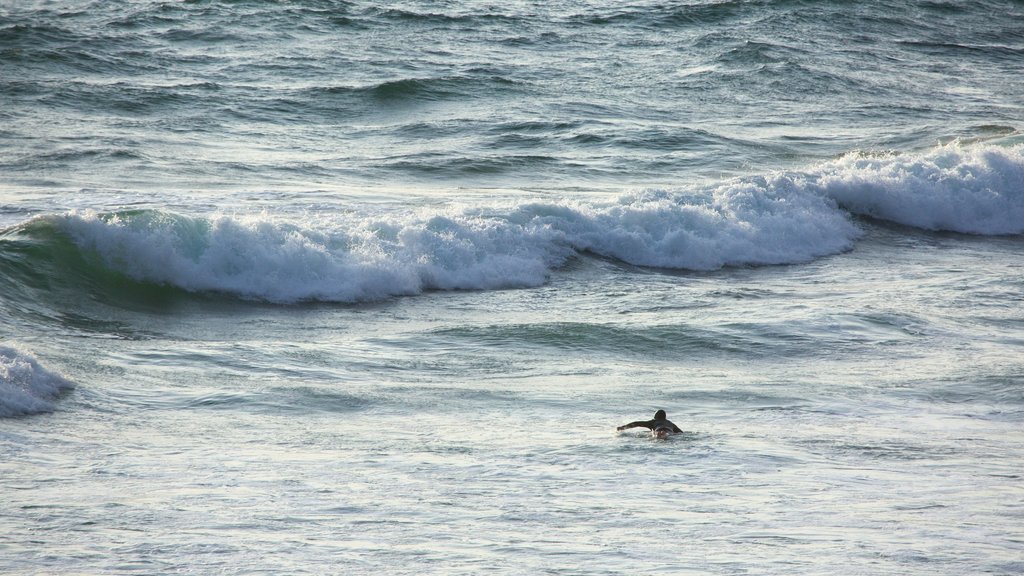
654;409;666;420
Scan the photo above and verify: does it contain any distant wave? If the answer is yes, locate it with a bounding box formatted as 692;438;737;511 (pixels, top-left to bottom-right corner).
814;142;1024;235
0;346;74;418
568;1;744;27
311;74;519;104
368;7;521;26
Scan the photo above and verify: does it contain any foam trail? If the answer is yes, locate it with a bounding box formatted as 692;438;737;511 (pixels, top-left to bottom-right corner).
47;181;858;303
815;143;1024;235
0;346;75;417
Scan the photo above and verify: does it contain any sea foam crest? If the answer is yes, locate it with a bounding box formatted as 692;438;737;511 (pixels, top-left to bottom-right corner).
56;209;572;303
52;181;857;303
513;178;859;270
0;346;75;418
814;142;1024;235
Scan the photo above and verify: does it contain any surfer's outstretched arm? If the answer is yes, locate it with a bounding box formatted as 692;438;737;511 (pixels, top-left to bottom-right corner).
616;420;653;431
671;423;683;433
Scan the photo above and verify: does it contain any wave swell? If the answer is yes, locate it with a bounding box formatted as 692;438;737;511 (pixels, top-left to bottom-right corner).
2;142;1017;305
0;346;75;417
3;181;856;304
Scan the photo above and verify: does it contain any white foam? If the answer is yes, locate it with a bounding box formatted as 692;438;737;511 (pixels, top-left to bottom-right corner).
47;142;1020;304
49;180;858;303
53;209;572;303
533;178;860;270
0;346;75;417
813;142;1024;235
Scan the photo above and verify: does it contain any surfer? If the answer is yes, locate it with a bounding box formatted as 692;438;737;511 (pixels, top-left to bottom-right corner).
616;409;683;438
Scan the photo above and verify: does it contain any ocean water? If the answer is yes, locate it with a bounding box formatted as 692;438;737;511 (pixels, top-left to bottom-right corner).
2;1;1023;574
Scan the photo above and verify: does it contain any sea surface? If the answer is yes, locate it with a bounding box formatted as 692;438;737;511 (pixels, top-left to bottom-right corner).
2;1;1023;574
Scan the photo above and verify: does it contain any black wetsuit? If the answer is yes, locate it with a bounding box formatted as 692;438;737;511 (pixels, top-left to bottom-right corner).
616;409;683;433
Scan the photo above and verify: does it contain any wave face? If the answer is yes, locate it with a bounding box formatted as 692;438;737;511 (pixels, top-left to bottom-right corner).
3;141;1018;305
816;143;1024;235
0;346;75;418
3;179;858;304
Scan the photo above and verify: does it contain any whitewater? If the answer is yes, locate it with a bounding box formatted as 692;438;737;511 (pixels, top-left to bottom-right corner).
2;1;1023;574
5;143;1019;306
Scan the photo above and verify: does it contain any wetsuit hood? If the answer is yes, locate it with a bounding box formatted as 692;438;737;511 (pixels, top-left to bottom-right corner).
654;409;666;420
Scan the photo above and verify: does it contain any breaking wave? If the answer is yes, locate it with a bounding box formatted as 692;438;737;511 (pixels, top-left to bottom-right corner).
0;346;75;418
3;141;1018;305
816;142;1024;235
1;182;856;304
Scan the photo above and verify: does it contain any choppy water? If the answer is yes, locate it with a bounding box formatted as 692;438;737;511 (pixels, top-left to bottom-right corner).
2;1;1023;574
